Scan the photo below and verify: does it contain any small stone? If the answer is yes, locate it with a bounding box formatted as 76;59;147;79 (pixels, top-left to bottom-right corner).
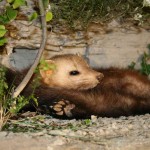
91;115;98;122
0;132;8;138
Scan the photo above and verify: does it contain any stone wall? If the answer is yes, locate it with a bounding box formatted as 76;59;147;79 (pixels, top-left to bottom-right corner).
3;25;150;70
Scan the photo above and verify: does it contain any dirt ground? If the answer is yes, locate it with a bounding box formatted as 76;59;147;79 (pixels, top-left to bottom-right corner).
0;113;150;150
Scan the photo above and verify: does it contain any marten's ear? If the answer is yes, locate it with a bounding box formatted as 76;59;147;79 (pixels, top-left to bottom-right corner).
39;60;56;79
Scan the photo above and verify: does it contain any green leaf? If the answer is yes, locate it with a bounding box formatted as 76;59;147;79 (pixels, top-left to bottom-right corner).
46;11;53;22
4;82;8;89
0;15;4;21
140;53;150;76
0;25;7;38
32;96;38;106
42;0;49;9
7;0;15;3
0;29;7;37
48;64;57;70
0;25;5;30
13;0;26;9
39;59;56;71
0;15;10;24
6;6;18;21
28;12;38;21
0;37;7;46
84;119;91;125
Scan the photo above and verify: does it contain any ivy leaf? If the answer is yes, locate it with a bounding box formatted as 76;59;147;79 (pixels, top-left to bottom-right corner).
0;15;10;24
13;0;26;9
46;11;53;22
28;12;38;21
0;25;7;38
7;0;15;3
0;37;7;46
6;6;18;21
0;25;5;30
0;15;4;22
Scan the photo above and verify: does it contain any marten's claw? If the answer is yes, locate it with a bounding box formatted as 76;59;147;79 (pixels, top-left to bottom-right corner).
50;99;75;117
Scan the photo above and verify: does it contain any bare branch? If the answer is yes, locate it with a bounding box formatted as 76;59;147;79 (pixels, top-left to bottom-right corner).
12;0;47;98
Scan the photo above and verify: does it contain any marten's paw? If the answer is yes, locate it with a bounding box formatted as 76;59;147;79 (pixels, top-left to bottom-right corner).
50;99;75;118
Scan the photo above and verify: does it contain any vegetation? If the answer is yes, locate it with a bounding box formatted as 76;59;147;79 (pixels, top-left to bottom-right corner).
0;66;31;130
140;44;150;76
0;0;31;130
0;0;52;47
51;0;150;29
0;58;56;130
129;44;150;76
0;0;26;46
0;0;52;130
3;114;95;133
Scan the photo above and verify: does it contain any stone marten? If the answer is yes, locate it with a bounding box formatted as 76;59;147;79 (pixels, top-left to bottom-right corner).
6;54;150;119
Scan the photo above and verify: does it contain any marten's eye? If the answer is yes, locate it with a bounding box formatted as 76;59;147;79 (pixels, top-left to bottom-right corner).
69;70;80;76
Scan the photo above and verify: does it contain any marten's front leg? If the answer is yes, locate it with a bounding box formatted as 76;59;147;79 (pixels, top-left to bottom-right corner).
51;99;89;118
37;99;89;119
50;99;75;118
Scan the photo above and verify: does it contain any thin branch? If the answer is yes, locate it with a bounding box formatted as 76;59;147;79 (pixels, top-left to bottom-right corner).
12;0;47;98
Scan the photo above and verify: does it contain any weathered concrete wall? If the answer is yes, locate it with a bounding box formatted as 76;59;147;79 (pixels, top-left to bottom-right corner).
4;26;150;70
87;29;150;68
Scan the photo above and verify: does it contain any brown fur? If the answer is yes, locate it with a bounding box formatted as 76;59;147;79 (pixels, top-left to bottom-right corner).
6;54;150;119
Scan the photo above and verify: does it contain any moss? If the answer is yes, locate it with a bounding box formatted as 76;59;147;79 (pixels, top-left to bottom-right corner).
51;0;150;29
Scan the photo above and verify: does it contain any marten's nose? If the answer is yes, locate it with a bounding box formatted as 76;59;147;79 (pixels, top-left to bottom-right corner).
97;73;104;81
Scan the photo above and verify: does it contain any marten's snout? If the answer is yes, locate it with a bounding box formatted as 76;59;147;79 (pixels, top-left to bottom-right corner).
96;73;104;81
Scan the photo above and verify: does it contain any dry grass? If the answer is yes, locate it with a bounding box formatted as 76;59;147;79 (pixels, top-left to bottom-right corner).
51;0;150;29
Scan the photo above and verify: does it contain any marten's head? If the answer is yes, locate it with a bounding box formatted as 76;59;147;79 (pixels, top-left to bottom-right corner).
39;54;103;90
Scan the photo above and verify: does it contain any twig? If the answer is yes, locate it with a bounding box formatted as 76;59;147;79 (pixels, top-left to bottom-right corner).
12;0;47;98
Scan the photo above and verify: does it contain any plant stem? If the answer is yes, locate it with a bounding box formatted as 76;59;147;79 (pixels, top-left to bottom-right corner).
12;0;47;98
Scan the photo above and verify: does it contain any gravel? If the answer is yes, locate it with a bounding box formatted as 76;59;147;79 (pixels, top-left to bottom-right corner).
0;114;150;150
